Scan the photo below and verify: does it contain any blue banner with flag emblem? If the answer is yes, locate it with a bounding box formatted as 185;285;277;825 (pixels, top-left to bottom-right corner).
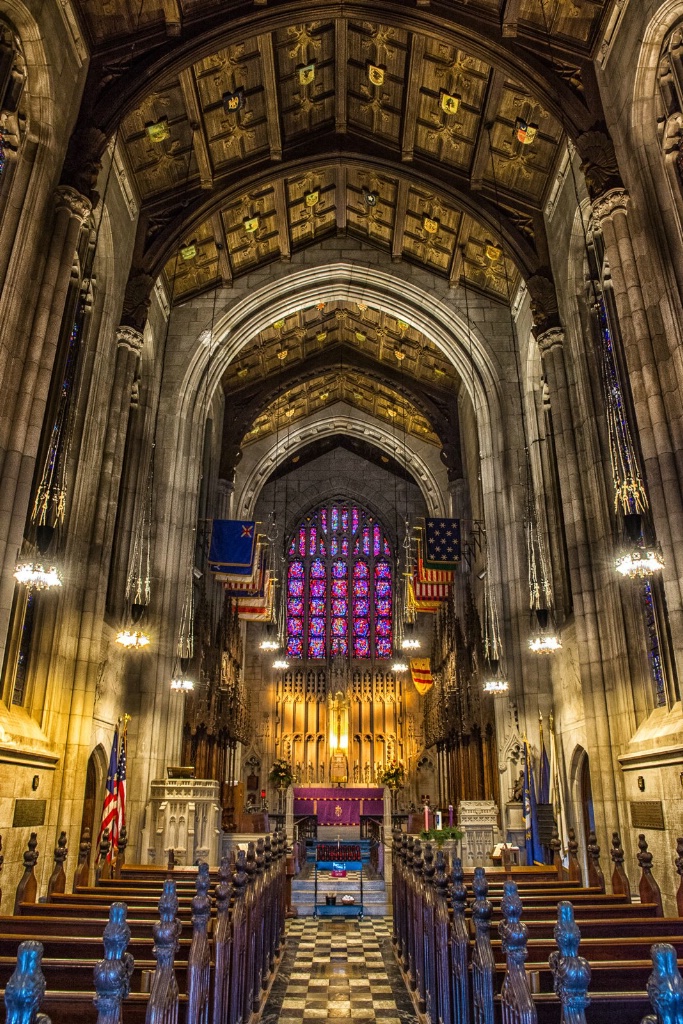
209;520;257;575
424;518;461;568
523;740;544;866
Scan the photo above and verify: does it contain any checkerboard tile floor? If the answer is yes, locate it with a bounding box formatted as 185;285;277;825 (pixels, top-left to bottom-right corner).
262;917;418;1023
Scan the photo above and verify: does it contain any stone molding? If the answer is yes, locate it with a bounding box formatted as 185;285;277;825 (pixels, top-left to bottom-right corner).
116;324;144;353
592;187;630;223
53;184;91;222
536;326;565;355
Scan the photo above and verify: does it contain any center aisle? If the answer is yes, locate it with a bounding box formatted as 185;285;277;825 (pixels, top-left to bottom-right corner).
262;918;418;1023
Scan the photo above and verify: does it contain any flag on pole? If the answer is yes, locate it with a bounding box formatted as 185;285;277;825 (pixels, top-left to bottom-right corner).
410;658;434;695
548;714;569;865
97;726;119;860
209;520;257;575
416;536;454;584
523;740;544;866
116;720;128;843
538;715;550;805
424;518;461;568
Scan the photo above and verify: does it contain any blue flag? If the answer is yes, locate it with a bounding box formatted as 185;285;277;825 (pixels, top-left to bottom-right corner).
209;520;257;574
539;732;551;805
424;518;461;568
523;741;544;866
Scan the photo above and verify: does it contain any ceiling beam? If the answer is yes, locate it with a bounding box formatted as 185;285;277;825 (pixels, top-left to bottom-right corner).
449;214;473;288
178;67;213;189
336;164;347;236
470;70;505;191
401;33;426;163
211;212;232;285
501;0;521;38
335;18;348;133
258;33;282;162
392;179;409;262
273;177;291;260
161;0;181;36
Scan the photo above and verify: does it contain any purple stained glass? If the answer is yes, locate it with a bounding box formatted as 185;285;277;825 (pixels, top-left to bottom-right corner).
354;617;370;637
332;637;349;657
299;527;306;556
308;637;325;659
310;580;326;598
311;558;325;578
331;579;347;598
354;637;370;658
320;539;327;556
342;507;349;532
383;538;391;556
375;580;391;598
353;536;360;555
362;527;370;556
309;598;325;617
288;536;296;555
288;616;303;637
321;508;328;533
289;561;304;579
353;598;369;618
310;617;325;636
331;536;338;556
288;637;303;658
374;561;391;580
373;524;381;557
376;637;392;659
289;579;304;597
332;599;347;616
288;598;304;616
309;527;317;556
352;507;359;534
354;561;369;578
331;506;339;531
332;560;347;579
375;617;392;637
342;537;349;556
353;579;369;598
375;598;392;617
332;617;347;637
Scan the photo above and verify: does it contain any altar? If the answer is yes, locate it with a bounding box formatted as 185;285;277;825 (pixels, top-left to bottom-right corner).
293;786;384;826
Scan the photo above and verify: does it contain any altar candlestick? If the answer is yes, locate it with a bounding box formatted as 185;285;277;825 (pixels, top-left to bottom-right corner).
448;804;453;827
424;803;429;832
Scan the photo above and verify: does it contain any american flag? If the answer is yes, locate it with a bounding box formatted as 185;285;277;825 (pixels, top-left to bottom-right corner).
425;518;461;567
97;727;119;859
116;726;127;842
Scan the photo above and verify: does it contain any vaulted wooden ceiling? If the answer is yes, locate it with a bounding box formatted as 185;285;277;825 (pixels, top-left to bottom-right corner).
104;13;598;302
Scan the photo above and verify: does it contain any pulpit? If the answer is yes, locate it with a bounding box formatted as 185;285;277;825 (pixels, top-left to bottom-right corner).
458;800;500;867
142;777;222;865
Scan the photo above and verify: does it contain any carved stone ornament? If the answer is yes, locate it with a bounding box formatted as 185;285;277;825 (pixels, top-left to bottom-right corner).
116;325;144;354
498;704;523;774
60;123;108;205
592;187;629;224
53;184;92;223
121;271;155;333
576;128;623;202
536;327;565;356
527;272;560;334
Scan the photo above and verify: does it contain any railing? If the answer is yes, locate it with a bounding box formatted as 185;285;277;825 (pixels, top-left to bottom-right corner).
391;813;408;832
293;814;318;841
360;814;383;839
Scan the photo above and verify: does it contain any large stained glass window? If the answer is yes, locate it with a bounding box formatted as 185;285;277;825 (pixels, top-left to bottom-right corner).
286;502;394;660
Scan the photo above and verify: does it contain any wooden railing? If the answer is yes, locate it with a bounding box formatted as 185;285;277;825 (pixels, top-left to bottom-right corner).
293;814;317;841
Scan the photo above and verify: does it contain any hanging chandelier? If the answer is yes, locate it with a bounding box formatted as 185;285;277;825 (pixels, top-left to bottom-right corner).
259;621;279;651
13;563;62;591
483;659;509;694
401;621;420;650
170;675;194;691
115;629;151;649
392;660;408;672
273;658;289;670
528;608;562;655
483;678;510;695
615;513;665;579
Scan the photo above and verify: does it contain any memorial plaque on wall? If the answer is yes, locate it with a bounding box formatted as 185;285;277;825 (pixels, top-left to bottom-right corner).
13;799;46;828
629;800;665;830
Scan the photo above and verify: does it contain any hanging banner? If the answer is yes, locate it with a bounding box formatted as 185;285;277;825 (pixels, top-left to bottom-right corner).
209;520;257;574
424;518;461;568
410;658;434;695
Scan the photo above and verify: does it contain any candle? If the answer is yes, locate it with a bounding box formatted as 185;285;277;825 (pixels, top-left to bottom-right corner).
448;804;453;827
435;811;442;831
424;803;430;832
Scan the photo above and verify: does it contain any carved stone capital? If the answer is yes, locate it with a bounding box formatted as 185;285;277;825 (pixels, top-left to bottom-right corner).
116;325;144;354
53;184;92;222
536;327;565;356
592;187;630;223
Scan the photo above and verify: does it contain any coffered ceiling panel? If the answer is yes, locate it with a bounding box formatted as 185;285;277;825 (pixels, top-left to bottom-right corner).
275;22;336;140
347;22;408;144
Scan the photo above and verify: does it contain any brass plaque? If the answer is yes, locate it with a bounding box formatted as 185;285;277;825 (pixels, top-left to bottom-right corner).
629;800;665;830
13;799;46;828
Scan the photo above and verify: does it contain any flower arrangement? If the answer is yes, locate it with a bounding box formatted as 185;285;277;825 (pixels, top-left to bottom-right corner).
378;760;406;789
419;825;464;845
269;758;295;788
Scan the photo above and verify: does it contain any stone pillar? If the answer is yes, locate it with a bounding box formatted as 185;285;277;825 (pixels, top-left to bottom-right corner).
0;185;91;669
51;325;144;872
216;478;234;520
536;326;620;840
593;188;683;672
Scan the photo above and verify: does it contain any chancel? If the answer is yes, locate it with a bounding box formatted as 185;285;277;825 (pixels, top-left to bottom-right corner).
1;0;683;1021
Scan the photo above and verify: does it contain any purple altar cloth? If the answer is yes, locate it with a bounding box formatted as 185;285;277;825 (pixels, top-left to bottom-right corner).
293;787;384;826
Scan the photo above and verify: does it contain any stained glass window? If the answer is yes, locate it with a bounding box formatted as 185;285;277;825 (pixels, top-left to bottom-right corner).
285;502;394;660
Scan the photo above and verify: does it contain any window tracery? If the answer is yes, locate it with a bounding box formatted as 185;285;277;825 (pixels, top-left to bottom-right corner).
286;501;393;660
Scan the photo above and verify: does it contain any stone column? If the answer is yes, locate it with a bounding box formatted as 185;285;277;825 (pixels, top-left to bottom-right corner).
0;185;91;669
216;477;234;520
593;188;683;671
536;326;620;839
51;325;144;869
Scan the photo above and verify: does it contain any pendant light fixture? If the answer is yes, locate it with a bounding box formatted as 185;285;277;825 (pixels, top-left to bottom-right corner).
482;563;509;694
